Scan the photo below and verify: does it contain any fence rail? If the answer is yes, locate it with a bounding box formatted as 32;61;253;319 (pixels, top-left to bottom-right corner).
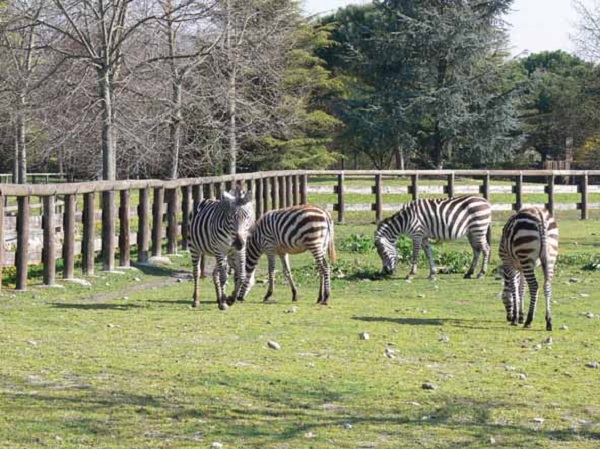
1;169;599;291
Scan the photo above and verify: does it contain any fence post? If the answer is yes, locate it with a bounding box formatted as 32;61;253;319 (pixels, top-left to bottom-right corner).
292;175;299;205
192;184;202;211
255;177;263;218
336;172;345;224
481;173;491;201
152;187;164;258
166;188;179;254
0;193;3;291
43;195;56;286
373;173;383;222
410;174;419;201
102;191;116;271
204;183;214;200
119;190;131;267
514;173;523;212
82;192;95;275
446;172;455;198
300;174;308;204
137;187;150;263
262;177;270;213
15;196;30;291
580;173;588;220
271;176;279;210
182;186;192;251
278;176;286;209
546;174;555;215
285;175;293;207
62;194;76;279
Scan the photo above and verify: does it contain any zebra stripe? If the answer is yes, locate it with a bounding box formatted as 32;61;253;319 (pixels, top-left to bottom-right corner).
236;205;336;305
499;207;559;331
374;195;492;279
188;186;254;309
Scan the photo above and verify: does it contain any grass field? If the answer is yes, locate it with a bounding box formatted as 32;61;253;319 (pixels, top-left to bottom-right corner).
1;216;600;448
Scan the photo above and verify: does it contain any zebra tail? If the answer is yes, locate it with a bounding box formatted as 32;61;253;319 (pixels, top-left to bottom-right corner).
538;209;549;270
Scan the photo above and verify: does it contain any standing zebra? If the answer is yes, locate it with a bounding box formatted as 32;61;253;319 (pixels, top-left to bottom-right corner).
188;185;254;310
374;195;492;280
499;207;559;331
235;205;336;305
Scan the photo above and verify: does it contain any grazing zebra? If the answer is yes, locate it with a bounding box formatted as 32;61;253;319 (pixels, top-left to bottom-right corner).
374;195;492;280
235;205;336;305
188;185;254;310
499;207;559;331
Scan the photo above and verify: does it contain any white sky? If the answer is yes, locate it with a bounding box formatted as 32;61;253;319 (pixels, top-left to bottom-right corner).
302;0;597;57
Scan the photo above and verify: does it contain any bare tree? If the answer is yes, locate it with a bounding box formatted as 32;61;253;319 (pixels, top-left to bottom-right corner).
574;0;600;61
0;1;45;183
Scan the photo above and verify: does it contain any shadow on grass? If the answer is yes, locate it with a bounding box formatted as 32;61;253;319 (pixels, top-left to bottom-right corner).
131;262;191;280
2;371;598;446
352;315;504;330
48;302;144;310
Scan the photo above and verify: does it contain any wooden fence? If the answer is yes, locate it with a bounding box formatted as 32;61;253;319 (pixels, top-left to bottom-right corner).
0;169;598;291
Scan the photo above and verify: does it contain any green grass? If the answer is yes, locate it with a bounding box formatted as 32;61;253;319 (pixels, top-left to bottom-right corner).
2;220;600;448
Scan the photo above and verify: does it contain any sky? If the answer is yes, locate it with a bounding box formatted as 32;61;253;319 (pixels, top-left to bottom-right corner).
302;0;596;57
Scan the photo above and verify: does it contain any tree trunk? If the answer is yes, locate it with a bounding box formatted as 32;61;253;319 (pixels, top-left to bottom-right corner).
99;69;116;181
394;146;405;170
169;82;182;180
226;0;237;175
16;99;26;184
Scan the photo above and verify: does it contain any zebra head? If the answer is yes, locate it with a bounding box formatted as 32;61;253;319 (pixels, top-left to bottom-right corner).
374;213;405;276
375;232;398;275
222;184;255;251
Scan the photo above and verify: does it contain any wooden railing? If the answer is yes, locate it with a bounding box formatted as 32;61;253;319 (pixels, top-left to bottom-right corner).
1;169;598;291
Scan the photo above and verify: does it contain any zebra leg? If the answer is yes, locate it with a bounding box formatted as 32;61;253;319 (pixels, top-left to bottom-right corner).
263;252;277;304
279;254;298;302
523;266;539;328
200;254;207;279
422;239;436;280
543;262;554;331
314;253;330;305
192;253;201;308
478;232;491;278
501;267;518;324
407;237;421;280
213;255;229;311
517;273;525;324
464;233;482;279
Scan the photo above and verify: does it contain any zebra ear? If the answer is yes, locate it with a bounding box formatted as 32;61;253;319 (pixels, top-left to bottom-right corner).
222;191;235;203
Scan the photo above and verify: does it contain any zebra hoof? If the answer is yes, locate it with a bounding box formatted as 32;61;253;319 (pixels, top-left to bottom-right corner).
546;322;553;331
463;273;473;279
476;273;485;279
427;275;436;281
218;302;229;311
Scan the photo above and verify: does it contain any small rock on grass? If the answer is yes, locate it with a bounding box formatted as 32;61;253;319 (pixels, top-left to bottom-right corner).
422;382;437;390
585;361;600;369
211;443;223;449
359;332;370;340
267;341;281;350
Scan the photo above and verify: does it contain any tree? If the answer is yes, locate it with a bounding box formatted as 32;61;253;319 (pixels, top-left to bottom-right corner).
0;0;45;183
319;0;523;169
519;51;599;163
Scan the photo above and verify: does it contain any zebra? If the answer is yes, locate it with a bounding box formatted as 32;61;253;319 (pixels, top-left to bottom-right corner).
374;195;492;280
235;205;336;305
188;184;254;310
499;207;559;331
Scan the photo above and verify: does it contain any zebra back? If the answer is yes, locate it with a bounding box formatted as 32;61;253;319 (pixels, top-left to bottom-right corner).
499;207;559;271
376;195;491;242
246;204;335;268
